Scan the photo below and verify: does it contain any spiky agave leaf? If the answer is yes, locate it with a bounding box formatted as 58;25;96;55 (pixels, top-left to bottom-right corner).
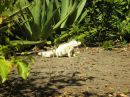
74;0;87;23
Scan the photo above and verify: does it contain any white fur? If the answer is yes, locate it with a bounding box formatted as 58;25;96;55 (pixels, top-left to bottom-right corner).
38;50;55;58
55;40;81;57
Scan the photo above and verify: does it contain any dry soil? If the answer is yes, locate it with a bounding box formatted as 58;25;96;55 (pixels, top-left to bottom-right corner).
0;47;130;97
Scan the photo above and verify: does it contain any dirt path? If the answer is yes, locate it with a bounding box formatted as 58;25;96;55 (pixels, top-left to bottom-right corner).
0;47;130;97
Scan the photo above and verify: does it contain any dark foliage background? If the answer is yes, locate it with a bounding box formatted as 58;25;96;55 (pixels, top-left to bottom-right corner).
53;0;130;46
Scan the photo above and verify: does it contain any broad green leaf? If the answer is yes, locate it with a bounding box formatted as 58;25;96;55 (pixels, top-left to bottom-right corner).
0;56;11;83
16;61;30;80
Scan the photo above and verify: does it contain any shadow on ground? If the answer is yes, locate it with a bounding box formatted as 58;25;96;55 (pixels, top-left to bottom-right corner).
1;47;130;97
0;71;100;97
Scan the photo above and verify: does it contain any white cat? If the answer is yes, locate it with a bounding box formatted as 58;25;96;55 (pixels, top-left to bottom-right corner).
55;40;81;57
38;50;56;58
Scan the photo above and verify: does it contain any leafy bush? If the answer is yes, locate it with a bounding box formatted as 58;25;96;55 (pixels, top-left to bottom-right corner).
83;0;130;43
54;0;130;46
1;0;130;45
102;40;114;50
0;0;17;14
16;0;87;42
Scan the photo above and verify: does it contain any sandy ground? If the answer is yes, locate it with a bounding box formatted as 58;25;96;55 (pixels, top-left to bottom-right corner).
0;47;130;97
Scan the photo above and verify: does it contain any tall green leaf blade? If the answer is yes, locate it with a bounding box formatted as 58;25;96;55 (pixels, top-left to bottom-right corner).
30;0;41;26
74;0;87;22
78;9;89;24
21;8;33;35
42;0;54;38
60;0;70;28
16;61;30;80
41;0;46;27
61;0;69;19
53;1;78;30
55;0;61;14
44;0;54;29
28;0;42;40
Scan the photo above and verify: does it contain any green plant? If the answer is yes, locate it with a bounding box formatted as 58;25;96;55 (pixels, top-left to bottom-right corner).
0;56;11;83
0;55;31;83
0;0;35;84
17;0;58;41
0;0;17;14
1;0;130;48
117;17;130;41
0;1;32;45
12;57;30;80
1;0;88;44
53;0;88;44
14;0;87;42
102;40;114;50
54;0;87;28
